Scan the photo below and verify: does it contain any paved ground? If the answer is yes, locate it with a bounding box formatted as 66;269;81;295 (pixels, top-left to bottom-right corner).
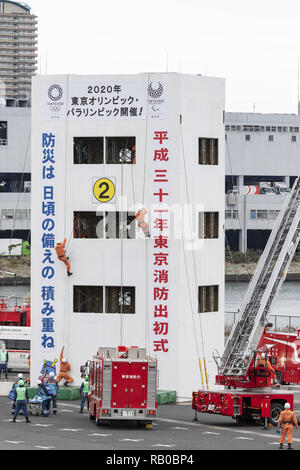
1;385;300;451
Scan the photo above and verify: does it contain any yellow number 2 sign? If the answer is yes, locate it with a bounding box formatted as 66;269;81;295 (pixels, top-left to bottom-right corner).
93;177;116;203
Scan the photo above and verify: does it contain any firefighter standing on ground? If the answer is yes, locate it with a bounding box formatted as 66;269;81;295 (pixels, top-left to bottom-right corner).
55;238;72;276
0;344;8;380
278;403;298;449
47;371;59;414
56;347;73;386
11;373;23;414
79;375;90;413
12;380;30;423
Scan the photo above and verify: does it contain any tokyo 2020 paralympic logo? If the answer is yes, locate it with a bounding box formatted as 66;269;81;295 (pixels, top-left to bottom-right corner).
48;84;63;102
147;81;164;99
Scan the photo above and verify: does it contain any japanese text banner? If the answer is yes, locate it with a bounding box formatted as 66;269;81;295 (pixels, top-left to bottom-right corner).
44;78;167;121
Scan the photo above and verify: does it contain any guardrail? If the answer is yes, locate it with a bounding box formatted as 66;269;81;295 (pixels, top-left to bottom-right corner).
225;311;300;337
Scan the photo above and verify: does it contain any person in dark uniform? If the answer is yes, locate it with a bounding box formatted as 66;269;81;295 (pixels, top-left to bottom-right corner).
12;380;30;423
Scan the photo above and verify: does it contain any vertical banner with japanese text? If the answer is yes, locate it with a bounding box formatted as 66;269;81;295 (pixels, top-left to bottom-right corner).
151;130;171;356
40;132;57;353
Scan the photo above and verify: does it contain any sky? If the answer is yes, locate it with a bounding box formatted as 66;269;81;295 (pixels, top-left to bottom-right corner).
28;0;300;114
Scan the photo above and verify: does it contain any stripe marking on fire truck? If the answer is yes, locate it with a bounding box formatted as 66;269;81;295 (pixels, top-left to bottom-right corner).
264;336;300;363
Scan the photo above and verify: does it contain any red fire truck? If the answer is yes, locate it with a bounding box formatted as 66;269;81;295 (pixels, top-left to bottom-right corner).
0;299;30;327
259;328;300;385
82;346;158;428
193;177;300;426
192;349;293;426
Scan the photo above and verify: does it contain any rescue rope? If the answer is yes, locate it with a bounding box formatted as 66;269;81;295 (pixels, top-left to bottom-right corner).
63;74;70;237
181;236;205;390
142;73;151;207
126;72;152;351
120;157;124;345
143;73;151;352
66;212;79;248
180;121;208;390
62;75;70;355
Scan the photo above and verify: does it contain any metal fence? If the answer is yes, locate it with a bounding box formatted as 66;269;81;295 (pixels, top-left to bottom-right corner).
225;311;300;338
0;296;27;309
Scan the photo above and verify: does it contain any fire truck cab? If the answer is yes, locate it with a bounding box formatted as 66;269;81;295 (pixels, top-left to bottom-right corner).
259;329;300;385
84;346;158;428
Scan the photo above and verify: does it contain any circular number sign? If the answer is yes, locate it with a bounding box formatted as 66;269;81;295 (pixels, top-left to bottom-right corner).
93;178;115;203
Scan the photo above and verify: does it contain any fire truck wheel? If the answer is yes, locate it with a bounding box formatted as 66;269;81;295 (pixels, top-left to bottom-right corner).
269;402;284;426
96;419;108;427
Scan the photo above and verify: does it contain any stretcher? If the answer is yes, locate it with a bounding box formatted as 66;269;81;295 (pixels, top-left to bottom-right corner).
28;397;42;416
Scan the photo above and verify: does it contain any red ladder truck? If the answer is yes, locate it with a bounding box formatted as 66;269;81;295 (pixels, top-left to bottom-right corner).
82;346;158;428
193;177;300;426
258;328;300;385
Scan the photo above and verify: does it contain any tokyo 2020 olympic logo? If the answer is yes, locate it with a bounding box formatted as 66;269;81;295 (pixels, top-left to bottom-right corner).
48;84;63;102
147;81;164;99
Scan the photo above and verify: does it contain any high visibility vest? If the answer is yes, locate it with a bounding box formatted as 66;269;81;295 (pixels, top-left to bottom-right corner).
83;381;89;393
0;350;7;362
16;387;26;401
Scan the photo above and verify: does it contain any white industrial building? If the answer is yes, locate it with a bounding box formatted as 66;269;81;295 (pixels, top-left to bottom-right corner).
0;0;36;245
225;112;300;252
31;73;225;398
0;106;31;240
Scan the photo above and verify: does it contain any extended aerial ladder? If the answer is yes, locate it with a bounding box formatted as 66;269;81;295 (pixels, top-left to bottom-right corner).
192;178;300;424
218;176;300;383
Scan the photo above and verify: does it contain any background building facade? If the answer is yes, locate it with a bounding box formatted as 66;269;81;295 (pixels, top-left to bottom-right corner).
0;0;37;106
0;106;31;242
31;73;225;398
225;112;300;252
0;1;36;247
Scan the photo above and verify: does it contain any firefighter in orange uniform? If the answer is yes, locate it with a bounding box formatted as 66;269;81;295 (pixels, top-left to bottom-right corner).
25;354;30;384
55;238;72;276
278;402;298;450
256;352;275;375
56;347;73;386
135;208;150;238
132;145;136;164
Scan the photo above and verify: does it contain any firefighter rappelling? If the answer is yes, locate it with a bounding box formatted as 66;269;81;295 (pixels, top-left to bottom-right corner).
135;208;150;238
55;238;72;276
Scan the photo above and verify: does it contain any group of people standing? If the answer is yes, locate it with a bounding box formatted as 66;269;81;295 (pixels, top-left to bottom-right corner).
11;371;59;422
10;372;90;422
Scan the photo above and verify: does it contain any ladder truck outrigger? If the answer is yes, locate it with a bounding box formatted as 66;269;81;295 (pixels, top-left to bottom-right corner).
193;176;300;426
